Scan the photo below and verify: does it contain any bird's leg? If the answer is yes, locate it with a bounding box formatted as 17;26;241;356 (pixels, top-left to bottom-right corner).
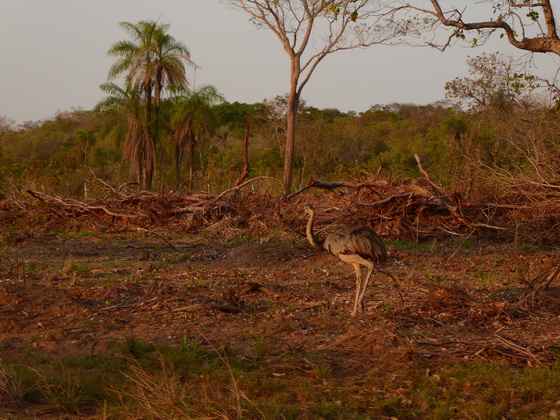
351;263;362;317
357;262;375;313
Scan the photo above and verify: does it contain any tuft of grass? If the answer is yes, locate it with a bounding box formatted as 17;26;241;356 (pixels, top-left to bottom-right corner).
0;362;29;406
162;252;190;267
62;258;91;276
115;356;203;419
514;264;529;284
68;231;96;239
251;335;270;361
473;268;500;287
183;275;208;288
33;367;95;414
113;335;155;358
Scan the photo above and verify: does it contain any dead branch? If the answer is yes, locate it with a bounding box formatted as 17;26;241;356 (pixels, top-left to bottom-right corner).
516;264;560;306
214;176;285;201
443;229;476;264
135;227;180;252
492;333;546;366
414;154;449;198
27;189;136;219
287;177;396;199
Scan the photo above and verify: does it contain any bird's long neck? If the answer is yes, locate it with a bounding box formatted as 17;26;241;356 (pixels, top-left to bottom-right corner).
306;210;324;249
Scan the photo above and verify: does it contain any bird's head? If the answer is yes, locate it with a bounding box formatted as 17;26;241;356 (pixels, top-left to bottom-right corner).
304;205;315;217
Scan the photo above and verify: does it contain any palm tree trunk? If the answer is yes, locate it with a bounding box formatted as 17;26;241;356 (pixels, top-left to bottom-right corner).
188;137;196;191
144;78;154;191
175;145;181;189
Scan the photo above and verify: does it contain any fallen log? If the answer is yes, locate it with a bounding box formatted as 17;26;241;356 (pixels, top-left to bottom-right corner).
287;177;396;199
26;189;136;219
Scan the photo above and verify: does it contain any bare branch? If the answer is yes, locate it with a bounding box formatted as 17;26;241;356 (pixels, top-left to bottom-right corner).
407;0;560;55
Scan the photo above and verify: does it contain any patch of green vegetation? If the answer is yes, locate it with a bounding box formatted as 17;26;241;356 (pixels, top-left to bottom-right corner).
473;268;501;287
224;235;249;248
105;261;130;268
513;264;529;284
62;258;91;276
423;269;452;284
409;360;560;419
516;242;534;254
68;231;96;239
112;335;155;359
387;239;435;250
97;278;118;286
382;301;395;312
24;265;41;275
251;334;270;361
284;303;300;314
2;336;559;418
183;275;209;288
456;239;474;250
198;228;219;241
162;252;190;267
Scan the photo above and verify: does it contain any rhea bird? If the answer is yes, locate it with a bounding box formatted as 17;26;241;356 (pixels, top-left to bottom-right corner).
304;205;387;316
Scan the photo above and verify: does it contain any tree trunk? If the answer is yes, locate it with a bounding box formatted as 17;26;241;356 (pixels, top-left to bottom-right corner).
144;81;154;191
174;145;182;189
235;119;251;187
141;162;148;191
188;138;196;191
282;58;301;195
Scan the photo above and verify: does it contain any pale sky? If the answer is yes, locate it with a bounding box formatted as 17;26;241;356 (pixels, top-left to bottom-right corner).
1;0;558;124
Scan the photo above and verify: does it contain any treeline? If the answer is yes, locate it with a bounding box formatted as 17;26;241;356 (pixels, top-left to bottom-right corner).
2;18;557;204
0;94;559;203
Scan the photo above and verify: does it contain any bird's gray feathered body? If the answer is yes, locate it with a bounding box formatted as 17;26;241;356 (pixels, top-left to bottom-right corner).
323;226;387;266
304;205;388;316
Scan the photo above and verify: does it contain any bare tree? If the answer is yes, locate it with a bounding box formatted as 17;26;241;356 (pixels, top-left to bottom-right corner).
407;0;560;55
224;0;401;193
0;116;15;136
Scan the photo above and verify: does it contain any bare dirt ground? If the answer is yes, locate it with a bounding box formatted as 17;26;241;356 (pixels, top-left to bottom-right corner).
1;230;559;368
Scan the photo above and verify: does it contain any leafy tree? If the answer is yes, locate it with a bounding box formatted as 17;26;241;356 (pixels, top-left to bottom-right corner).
445;53;539;111
173;85;224;190
97;80;154;188
213;101;266;135
225;0;401;193
211;101;267;186
104;20;192;190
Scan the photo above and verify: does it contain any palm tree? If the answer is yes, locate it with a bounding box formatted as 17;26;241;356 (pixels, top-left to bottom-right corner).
96;80;154;188
105;20;192;190
174;85;224;190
